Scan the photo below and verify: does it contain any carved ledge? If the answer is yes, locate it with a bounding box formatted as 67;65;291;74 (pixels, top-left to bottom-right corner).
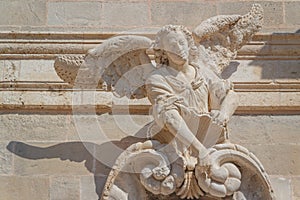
1;90;300;115
0;32;299;60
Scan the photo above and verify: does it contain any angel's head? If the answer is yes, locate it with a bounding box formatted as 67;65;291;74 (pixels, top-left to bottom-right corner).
153;25;197;66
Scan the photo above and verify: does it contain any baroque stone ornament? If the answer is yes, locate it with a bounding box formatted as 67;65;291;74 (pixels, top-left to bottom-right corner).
54;4;275;200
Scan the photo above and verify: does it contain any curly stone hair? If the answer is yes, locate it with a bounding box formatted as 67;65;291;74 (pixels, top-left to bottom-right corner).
152;25;198;66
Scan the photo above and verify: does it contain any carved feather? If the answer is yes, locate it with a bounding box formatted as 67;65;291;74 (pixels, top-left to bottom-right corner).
54;35;154;99
54;55;85;85
193;4;263;76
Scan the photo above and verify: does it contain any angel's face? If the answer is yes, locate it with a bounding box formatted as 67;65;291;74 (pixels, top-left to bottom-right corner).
162;31;189;66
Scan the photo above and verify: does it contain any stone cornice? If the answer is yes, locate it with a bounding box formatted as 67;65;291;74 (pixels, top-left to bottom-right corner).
0;32;299;60
0;32;299;114
1;90;300;115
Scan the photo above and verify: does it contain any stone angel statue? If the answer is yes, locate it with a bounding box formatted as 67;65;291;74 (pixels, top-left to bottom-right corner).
54;4;275;200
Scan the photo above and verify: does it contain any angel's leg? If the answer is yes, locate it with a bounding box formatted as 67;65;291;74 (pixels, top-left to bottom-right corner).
156;109;210;162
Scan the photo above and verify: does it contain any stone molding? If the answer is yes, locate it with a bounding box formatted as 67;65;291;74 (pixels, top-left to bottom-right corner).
1;90;299;115
0;32;299;60
1;31;299;114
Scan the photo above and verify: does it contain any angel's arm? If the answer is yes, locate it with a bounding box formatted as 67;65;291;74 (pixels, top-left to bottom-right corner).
213;90;239;126
207;70;239;125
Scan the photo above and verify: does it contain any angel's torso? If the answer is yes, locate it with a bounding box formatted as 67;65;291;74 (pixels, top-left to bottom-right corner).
146;65;211;115
146;65;230;146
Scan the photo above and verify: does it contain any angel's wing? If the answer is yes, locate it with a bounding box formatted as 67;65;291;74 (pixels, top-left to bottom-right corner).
54;35;155;99
193;4;263;76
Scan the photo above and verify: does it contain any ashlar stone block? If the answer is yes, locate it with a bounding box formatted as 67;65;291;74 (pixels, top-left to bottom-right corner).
0;0;46;26
270;177;292;200
11;142;93;176
80;175;106;200
19;60;61;82
50;176;80;200
0;114;70;141
0;175;49;200
218;1;283;27
292;177;300;200
1;60;20;82
285;1;300;26
47;1;102;26
229;115;300;145
0;142;13;175
242;144;300;175
102;2;149;27
151;2;217;27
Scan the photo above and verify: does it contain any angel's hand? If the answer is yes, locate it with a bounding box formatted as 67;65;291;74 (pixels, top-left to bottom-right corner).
197;150;212;173
210;110;229;126
199;154;211;166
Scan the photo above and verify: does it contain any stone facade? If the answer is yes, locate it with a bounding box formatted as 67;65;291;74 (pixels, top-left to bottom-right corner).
0;0;300;200
0;0;299;33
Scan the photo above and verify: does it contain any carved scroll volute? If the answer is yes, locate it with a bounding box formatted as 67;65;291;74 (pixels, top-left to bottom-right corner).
195;143;275;200
101;141;275;200
101;140;184;200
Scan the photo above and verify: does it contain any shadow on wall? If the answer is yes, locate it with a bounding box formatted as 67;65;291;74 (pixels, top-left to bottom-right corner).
221;30;300;80
6;125;149;200
249;30;300;80
221;61;240;79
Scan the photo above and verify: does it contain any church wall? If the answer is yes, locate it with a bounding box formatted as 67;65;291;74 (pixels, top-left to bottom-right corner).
0;0;299;200
0;0;299;33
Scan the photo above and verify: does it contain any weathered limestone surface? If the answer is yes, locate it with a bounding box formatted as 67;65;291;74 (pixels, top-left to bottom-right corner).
229;115;300;145
8;10;272;200
0;114;70;141
242;144;300;175
2;59;300;84
80;175;104;200
14;152;91;176
0;1;299;199
0;0;299;32
0;176;50;200
102;2;149;27
50;176;80;200
151;2;217;27
270;177;292;200
285;1;300;26
218;1;284;26
292;177;300;200
0;114;299;199
0;142;13;175
48;2;102;26
0;0;46;26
